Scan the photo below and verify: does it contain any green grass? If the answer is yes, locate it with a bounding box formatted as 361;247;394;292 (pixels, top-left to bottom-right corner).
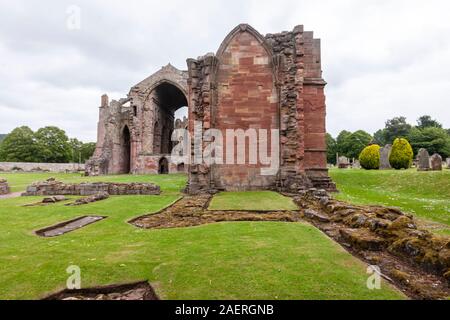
330;168;450;229
209;191;299;211
0;173;403;300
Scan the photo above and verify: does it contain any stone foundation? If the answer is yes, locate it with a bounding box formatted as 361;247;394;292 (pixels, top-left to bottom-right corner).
22;179;160;196
294;189;450;284
0;179;10;195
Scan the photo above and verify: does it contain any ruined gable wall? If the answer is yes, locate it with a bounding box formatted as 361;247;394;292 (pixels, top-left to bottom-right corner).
213;27;278;190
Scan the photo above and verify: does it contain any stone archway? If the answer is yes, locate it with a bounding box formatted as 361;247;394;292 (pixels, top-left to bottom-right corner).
150;82;188;155
158;157;169;174
121;125;131;174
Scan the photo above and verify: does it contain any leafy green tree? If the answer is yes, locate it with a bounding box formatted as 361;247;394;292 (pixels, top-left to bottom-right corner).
0;126;39;162
339;130;373;159
336;130;352;156
390;138;413;170
0;134;6;143
359;145;381;170
416;115;442;129
408;127;450;158
326;133;338;165
373;129;387;146
80;142;96;162
384;117;412;144
35;126;71;163
69;138;83;163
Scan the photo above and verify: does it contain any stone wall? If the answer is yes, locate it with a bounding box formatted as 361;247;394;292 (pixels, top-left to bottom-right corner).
0;179;9;195
0;162;85;173
22;179;160;196
186;24;335;193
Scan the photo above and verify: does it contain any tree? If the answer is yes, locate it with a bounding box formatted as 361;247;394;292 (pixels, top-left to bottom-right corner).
0;126;39;162
373;129;387;146
35;126;71;163
336;130;352;156
416;115;442;129
389;138;413;170
326;133;338;165
359;145;381;170
384;117;412;144
408;127;450;158
69;138;83;163
80;142;96;163
0;134;6;143
339;130;373;159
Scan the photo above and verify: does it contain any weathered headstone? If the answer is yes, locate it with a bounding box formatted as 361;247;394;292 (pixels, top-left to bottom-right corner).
338;156;350;169
379;144;392;170
0;179;10;195
430;154;443;171
417;148;430;171
352;160;361;169
446;158;450;169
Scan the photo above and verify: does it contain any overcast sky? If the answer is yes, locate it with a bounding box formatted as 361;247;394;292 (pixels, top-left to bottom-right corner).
1;0;449;141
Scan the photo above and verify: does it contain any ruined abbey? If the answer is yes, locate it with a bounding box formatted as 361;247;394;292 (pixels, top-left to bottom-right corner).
86;24;336;193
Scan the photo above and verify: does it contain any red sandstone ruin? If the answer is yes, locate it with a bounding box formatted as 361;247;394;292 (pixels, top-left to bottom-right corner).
86;24;336;193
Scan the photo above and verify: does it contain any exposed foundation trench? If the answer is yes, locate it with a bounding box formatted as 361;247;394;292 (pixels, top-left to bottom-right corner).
36;216;106;237
43;281;159;300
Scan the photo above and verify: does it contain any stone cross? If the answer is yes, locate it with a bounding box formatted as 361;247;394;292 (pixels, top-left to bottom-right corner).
430;154;443;171
417;148;430;171
379;144;392;170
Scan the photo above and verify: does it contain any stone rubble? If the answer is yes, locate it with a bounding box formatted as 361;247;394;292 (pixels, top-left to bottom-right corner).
0;179;10;195
65;192;110;206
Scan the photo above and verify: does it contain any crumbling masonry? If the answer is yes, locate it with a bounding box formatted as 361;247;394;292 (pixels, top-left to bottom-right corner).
86;24;336;193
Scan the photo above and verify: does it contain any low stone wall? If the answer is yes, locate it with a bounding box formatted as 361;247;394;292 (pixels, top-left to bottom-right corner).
0;179;10;195
0;162;85;173
22;179;160;196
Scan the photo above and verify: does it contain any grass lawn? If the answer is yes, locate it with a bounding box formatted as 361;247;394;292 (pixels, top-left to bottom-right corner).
209;191;299;211
330;169;450;230
0;173;403;300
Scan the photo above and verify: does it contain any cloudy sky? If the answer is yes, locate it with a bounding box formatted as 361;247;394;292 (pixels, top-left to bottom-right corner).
1;0;449;141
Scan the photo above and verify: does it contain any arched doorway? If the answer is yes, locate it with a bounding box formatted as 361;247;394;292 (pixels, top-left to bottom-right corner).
121;125;131;174
151;82;188;155
158;157;169;174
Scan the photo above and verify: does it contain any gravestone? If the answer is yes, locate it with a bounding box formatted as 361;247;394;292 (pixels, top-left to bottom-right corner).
379;144;392;170
446;158;450;169
0;179;9;195
352;160;361;169
338;156;350;169
417;148;430;171
430;154;443;171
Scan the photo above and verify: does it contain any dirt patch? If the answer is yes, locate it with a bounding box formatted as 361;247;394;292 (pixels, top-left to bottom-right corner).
130;195;301;229
0;191;22;200
292;189;450;300
36;216;106;237
43;281;159;300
